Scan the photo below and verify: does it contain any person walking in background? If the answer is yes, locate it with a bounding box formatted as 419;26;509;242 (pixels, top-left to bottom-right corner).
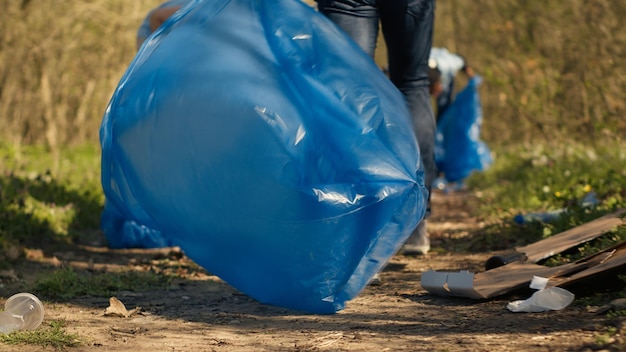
136;0;191;49
316;0;436;256
429;48;491;191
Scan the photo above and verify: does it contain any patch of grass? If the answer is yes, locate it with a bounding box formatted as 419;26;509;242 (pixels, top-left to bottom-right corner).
0;143;103;265
465;140;626;251
34;268;173;300
0;319;81;349
469;141;626;216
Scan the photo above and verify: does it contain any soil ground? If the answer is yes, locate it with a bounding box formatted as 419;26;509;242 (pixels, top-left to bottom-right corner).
2;191;624;352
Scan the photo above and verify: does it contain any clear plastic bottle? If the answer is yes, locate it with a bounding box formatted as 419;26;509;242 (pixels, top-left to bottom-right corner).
513;208;566;225
0;293;45;334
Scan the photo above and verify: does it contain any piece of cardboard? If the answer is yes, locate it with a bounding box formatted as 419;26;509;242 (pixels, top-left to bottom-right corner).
516;209;626;263
421;209;626;299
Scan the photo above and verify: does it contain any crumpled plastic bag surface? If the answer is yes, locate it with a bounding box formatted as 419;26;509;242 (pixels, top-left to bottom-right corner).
435;75;492;182
99;0;427;314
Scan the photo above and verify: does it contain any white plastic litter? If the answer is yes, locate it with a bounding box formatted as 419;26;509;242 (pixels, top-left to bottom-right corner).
0;293;44;334
507;276;575;312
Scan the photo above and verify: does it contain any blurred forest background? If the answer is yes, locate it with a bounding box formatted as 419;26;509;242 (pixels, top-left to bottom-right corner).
0;0;624;149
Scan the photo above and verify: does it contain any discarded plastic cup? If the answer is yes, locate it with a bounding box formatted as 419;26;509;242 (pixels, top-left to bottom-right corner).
0;293;45;334
507;286;575;313
534;287;575;310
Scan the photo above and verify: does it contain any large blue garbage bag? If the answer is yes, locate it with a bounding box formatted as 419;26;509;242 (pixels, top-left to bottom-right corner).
435;76;492;183
100;0;427;314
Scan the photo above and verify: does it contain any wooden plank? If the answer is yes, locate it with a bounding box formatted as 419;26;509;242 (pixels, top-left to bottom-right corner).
549;241;626;288
516;209;625;263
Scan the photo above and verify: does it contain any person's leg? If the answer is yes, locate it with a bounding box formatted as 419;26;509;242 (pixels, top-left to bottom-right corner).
315;0;380;57
380;0;436;255
436;75;455;122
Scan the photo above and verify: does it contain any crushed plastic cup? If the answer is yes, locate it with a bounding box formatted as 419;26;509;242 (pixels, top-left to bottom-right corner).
507;276;575;313
533;287;575;310
0;293;45;334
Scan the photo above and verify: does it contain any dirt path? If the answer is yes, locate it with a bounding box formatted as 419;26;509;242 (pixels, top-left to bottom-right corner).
2;191;620;351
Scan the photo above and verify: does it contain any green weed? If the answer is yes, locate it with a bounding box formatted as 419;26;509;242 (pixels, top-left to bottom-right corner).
0;319;81;349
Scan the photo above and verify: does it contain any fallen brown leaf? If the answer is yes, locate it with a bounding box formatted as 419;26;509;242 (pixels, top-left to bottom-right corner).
104;297;141;318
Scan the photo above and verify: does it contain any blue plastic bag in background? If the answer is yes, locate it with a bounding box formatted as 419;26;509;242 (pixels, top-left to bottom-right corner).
100;0;427;314
435;75;492;183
